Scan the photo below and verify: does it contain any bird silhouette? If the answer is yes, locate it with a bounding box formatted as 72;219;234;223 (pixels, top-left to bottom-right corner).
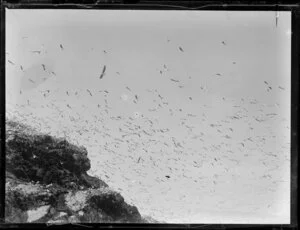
222;41;226;45
100;65;106;79
31;51;41;54
179;46;184;52
60;44;64;50
87;89;93;96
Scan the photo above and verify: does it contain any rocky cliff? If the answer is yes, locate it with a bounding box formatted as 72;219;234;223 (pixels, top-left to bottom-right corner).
5;120;156;223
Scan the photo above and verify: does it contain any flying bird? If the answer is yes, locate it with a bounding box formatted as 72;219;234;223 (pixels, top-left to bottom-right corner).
264;81;268;85
20;65;23;71
216;73;221;76
42;64;46;71
170;78;179;82
99;65;106;79
222;41;226;45
179;46;184;52
60;44;64;50
87;89;93;96
31;51;41;54
278;86;285;90
8;60;14;65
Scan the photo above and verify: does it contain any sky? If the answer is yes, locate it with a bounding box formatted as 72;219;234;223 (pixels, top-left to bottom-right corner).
6;9;291;223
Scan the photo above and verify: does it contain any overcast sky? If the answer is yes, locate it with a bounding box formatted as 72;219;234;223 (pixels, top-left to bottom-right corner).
6;10;291;224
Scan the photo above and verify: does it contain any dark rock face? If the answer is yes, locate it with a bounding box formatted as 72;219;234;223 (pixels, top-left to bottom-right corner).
6;120;106;189
5;120;154;223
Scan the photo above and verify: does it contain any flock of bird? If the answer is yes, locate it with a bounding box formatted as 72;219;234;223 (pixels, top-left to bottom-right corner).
6;37;290;223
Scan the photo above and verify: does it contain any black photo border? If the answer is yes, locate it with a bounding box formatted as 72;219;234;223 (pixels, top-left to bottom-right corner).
0;1;298;229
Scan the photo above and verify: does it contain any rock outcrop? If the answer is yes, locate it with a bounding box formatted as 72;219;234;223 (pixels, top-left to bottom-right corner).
5;120;155;223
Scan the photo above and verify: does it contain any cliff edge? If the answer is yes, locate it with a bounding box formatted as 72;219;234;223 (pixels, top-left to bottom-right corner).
5;120;157;223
